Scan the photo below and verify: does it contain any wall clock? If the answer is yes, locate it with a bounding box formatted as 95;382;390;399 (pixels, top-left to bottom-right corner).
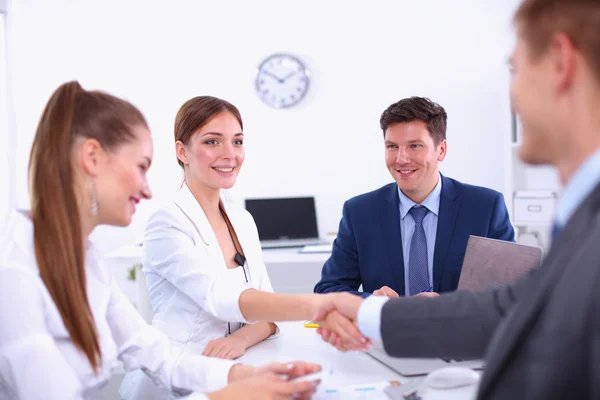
255;53;310;109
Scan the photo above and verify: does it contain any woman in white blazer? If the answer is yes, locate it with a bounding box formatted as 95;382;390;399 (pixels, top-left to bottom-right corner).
121;96;369;399
0;81;323;400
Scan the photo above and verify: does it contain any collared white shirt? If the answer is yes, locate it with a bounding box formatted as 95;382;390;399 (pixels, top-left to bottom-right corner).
398;174;442;294
554;149;600;228
0;210;233;400
141;183;276;349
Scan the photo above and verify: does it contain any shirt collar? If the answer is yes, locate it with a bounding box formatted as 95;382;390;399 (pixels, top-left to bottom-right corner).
398;173;442;220
555;149;600;227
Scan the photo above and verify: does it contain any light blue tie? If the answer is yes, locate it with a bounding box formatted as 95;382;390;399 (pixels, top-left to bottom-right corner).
408;206;430;295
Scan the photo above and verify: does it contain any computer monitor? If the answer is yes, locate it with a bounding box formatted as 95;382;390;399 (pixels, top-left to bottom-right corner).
244;197;321;248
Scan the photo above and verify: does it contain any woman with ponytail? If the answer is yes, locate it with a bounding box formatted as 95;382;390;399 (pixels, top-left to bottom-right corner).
0;81;323;399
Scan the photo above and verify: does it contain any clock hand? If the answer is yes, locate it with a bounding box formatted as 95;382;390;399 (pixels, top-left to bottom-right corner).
281;71;297;82
262;70;284;83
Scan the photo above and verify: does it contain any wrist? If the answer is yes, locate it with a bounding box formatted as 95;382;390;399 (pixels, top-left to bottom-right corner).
307;294;324;319
228;332;251;349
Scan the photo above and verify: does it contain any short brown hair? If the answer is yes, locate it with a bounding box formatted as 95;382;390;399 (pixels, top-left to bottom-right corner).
380;97;447;145
514;0;600;82
174;96;243;168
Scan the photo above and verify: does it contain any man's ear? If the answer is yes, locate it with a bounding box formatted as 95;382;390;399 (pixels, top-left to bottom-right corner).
548;32;577;95
437;139;447;162
79;138;103;176
176;140;189;166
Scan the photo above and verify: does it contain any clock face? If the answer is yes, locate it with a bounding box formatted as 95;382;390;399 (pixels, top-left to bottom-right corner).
255;53;309;109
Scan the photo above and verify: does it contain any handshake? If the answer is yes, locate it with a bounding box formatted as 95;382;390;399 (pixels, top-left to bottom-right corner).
311;289;439;352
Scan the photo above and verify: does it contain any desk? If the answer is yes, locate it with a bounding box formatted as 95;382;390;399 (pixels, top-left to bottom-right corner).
239;322;479;400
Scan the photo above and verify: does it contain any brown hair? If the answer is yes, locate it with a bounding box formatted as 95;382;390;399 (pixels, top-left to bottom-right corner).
28;81;147;372
514;0;600;82
174;96;243;168
379;97;447;146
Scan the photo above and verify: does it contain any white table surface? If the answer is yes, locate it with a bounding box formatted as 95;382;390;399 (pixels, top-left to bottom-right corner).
238;322;480;400
261;247;331;264
105;245;332;263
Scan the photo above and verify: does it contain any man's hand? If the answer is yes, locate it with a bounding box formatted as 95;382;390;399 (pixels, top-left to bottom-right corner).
313;292;364;322
317;310;371;352
373;286;399;298
202;336;248;359
312;293;368;352
415;291;440;298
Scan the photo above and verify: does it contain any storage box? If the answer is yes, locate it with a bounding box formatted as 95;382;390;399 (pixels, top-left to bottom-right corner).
513;190;557;223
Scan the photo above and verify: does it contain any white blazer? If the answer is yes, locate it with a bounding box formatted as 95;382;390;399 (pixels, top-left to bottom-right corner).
120;184;276;400
0;210;232;400
141;183;276;347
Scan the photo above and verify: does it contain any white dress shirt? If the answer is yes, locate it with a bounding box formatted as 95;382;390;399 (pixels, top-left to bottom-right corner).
121;184;276;399
398;174;441;294
0;210;234;400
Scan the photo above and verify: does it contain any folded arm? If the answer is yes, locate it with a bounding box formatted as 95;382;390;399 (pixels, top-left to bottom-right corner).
107;276;236;394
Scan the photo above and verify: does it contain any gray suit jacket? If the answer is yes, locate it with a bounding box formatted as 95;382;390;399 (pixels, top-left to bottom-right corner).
380;183;600;399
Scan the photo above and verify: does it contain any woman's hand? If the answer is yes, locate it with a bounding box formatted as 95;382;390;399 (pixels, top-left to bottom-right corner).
202;336;248;359
255;361;322;380
317;310;371;352
207;374;318;400
218;361;321;400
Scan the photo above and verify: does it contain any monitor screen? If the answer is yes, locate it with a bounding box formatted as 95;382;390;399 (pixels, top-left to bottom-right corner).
244;197;319;241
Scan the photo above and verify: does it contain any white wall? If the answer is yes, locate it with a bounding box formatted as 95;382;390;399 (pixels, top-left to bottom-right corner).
9;0;521;253
0;15;8;225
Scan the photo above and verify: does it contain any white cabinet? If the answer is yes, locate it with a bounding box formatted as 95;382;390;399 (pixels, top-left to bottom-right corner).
506;112;560;251
513;190;556;223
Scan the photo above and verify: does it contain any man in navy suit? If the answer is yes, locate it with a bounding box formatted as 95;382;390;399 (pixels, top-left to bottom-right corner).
314;97;514;298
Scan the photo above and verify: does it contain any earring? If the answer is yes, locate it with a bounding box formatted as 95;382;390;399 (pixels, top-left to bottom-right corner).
91;178;98;216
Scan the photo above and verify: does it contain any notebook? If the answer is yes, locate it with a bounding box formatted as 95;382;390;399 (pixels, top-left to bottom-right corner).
458;235;542;290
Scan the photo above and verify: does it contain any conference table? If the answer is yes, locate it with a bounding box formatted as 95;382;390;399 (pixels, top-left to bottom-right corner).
237;322;480;400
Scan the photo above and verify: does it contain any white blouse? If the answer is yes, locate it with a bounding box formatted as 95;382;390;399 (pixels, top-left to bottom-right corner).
141;184;276;348
0;210;235;400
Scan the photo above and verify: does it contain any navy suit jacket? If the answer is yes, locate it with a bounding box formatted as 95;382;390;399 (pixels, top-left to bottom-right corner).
314;175;515;297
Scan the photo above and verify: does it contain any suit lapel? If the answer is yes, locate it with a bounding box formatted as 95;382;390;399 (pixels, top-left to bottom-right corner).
432;175;459;291
477;185;600;398
173;183;219;247
382;184;406;295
